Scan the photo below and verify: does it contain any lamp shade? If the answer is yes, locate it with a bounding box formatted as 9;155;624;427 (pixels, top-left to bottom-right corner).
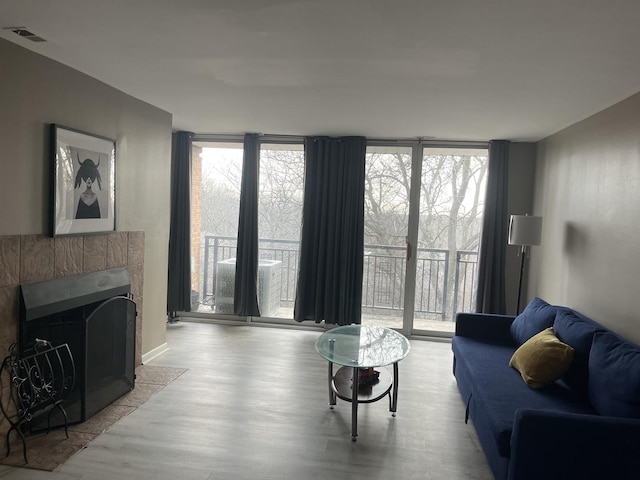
508;215;543;246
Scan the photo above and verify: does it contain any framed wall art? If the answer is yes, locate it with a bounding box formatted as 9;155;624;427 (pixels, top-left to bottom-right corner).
50;124;116;236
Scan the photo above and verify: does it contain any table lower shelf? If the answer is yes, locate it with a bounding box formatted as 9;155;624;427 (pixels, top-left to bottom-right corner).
332;366;393;404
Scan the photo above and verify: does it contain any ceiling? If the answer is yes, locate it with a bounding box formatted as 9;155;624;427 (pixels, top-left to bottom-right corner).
2;0;640;142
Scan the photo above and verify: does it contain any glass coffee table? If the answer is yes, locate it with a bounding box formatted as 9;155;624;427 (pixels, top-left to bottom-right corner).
315;325;411;440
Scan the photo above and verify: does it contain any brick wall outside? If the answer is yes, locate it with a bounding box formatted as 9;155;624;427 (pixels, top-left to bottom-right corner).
191;144;203;297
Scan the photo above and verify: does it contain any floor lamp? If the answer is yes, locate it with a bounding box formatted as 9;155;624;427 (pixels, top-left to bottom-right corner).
508;214;543;314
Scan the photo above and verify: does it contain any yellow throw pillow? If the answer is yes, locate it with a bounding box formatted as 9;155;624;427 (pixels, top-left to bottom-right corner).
509;327;574;389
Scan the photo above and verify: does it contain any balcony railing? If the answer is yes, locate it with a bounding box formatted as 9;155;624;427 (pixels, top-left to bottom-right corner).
200;236;477;322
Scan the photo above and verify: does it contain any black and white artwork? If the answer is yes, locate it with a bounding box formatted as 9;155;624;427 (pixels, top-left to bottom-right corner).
51;125;116;236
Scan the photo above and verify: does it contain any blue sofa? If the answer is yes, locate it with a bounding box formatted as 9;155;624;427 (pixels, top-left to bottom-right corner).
452;297;640;479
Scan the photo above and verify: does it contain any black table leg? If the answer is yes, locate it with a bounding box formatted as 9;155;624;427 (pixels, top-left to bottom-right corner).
391;362;399;417
351;366;359;441
328;361;336;407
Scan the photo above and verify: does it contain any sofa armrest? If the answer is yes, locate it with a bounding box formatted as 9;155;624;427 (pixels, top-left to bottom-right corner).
509;409;640;480
454;312;515;345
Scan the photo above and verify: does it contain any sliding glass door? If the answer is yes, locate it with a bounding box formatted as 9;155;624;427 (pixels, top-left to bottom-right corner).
361;143;487;335
362;145;413;330
413;147;487;334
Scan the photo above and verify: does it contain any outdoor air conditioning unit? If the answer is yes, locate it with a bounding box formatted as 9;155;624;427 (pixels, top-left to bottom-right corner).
214;259;236;315
214;258;282;317
256;259;282;317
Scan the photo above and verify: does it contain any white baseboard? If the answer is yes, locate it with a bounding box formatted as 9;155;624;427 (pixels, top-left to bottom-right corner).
141;342;169;364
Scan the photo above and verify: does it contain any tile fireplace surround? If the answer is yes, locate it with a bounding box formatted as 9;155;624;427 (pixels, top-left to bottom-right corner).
0;232;145;373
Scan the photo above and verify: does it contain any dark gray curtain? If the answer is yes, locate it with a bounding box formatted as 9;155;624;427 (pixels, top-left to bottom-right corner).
474;140;510;314
167;131;192;314
294;136;366;325
234;133;261;316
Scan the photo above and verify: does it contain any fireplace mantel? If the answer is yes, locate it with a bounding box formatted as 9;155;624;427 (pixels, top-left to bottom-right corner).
21;267;131;321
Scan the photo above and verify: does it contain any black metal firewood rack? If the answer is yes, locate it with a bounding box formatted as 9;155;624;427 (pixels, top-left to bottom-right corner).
0;340;75;463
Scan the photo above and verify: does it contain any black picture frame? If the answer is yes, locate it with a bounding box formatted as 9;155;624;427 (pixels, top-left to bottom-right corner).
50;124;116;236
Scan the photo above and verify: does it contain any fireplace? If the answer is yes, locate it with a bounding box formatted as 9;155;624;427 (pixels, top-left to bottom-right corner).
19;267;136;427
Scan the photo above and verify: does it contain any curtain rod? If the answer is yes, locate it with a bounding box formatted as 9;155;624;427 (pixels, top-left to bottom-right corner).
191;133;489;148
191;133;303;143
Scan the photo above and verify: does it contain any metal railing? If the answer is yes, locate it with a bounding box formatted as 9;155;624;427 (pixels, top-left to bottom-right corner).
200;236;477;322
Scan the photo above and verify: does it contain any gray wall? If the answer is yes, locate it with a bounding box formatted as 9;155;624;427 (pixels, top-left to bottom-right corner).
531;91;640;344
0;38;172;355
505;142;537;316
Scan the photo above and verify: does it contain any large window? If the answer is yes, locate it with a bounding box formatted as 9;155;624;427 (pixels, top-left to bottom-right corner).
191;141;244;313
189;137;487;335
256;143;304;318
191;140;304;319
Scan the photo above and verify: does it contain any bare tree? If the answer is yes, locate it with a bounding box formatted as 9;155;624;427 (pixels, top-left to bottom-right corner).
364;150;487;319
200;153;243;237
258;148;305;240
364;152;411;246
197;143;487;321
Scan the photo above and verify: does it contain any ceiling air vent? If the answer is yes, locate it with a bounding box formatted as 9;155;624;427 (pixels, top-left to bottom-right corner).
4;27;46;42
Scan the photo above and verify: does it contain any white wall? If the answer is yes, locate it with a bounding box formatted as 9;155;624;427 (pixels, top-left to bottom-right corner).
0;38;172;355
531;91;640;344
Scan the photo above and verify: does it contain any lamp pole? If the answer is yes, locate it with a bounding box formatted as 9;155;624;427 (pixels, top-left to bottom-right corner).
516;245;527;314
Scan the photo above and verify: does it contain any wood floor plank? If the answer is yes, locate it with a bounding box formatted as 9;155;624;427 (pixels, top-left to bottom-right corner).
0;322;492;479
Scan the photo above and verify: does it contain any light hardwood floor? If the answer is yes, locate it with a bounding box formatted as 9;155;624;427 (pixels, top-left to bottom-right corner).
0;322;492;480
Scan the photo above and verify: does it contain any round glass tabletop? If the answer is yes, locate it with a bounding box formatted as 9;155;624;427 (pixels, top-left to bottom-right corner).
315;325;411;368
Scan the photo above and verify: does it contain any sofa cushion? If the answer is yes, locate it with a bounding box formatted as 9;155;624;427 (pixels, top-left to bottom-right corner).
589;331;640;418
510;297;557;346
509;328;574;389
553;308;605;395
